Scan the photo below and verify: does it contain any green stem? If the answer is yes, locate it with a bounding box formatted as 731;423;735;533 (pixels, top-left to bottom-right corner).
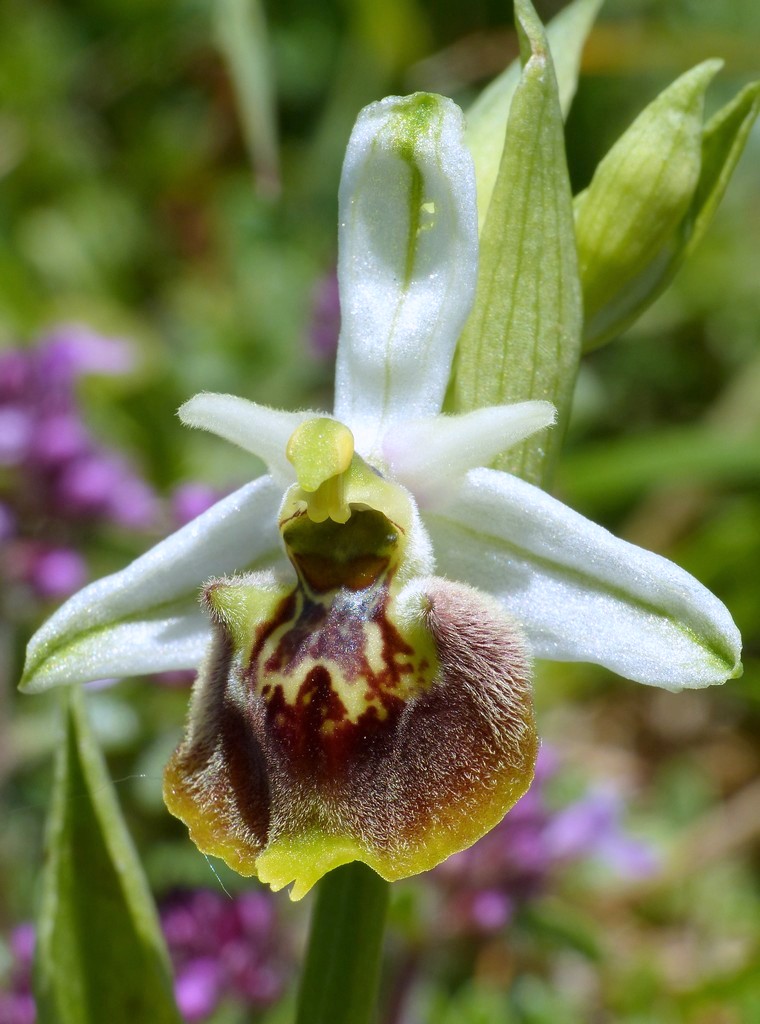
295;863;390;1024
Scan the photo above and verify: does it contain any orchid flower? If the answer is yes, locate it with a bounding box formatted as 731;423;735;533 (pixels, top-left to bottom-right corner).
21;94;741;901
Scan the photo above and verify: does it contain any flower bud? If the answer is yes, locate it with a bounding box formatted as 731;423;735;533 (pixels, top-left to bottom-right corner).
575;60;721;348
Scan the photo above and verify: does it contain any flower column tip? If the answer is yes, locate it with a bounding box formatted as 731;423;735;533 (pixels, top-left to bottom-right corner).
286;418;355;524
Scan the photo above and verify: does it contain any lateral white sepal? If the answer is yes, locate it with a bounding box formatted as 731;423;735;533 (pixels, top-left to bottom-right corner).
22;476;287;691
426;467;742;690
334;93;478;457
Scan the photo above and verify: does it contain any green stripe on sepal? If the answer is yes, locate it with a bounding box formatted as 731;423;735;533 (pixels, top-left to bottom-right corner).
578;66;759;351
334;92;478;459
35;688;182;1024
19;476;283;692
425;467;742;690
452;0;583;487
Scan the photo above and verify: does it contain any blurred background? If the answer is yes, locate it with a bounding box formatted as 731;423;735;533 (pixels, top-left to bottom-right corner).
0;0;758;1021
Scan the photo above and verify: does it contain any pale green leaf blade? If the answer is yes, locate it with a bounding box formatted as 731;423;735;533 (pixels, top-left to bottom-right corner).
466;0;603;229
35;687;182;1024
453;0;583;487
215;0;280;196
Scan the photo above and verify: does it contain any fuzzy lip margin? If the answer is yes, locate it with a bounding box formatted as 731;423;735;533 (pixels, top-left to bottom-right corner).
163;560;538;900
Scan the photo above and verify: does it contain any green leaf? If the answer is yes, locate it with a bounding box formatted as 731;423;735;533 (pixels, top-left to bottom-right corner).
214;0;280;197
453;0;583;487
557;425;760;508
34;687;181;1024
578;70;759;351
466;0;603;230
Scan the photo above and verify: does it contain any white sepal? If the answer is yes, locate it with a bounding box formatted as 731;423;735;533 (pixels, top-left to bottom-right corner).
179;393;320;485
383;401;556;507
334;93;478;458
425;467;742;690
22;476;287;691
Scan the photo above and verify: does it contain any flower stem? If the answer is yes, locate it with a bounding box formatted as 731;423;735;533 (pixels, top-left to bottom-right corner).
295;863;390;1024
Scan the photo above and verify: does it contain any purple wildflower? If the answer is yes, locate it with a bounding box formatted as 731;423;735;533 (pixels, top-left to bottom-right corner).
29;413;89;465
35;325;135;381
161;888;289;1020
0;503;15;542
0;890;288;1023
0;326;158;603
0;407;33;466
0;926;35;1024
467;889;514;931
431;748;658;935
0;350;28;401
24;546;89;600
174;958;222;1022
55;452;158;527
170;483;221;527
545;786;659;878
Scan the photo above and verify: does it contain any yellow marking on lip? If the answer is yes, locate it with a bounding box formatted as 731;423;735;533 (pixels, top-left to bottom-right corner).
253;588;437;726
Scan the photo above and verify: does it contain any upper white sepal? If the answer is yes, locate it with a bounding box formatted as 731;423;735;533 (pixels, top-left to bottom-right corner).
334;93;479;458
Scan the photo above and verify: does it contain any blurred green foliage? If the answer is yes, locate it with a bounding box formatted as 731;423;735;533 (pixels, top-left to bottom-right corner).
1;0;759;1021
